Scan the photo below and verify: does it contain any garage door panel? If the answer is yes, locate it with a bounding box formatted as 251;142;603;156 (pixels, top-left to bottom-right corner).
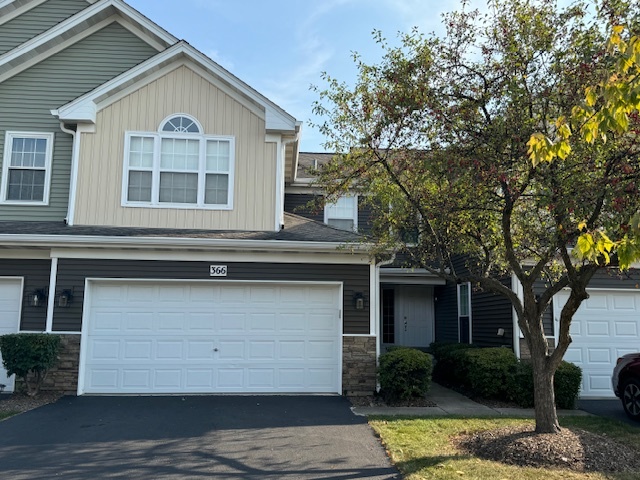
82;282;341;394
187;340;215;360
586;321;610;336
556;289;640;398
93;340;121;360
615;322;638;336
583;295;608;310
186;369;213;388
613;294;637;309
280;341;305;359
217;340;244;360
219;313;247;333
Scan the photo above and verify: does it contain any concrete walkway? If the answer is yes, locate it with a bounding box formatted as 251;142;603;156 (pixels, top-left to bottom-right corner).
351;383;591;417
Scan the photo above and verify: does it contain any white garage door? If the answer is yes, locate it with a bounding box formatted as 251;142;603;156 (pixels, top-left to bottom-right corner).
0;278;22;393
555;289;640;398
81;281;341;395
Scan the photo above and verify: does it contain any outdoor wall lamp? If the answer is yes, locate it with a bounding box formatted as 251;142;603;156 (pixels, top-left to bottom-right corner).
57;289;74;308
353;292;365;310
30;288;48;307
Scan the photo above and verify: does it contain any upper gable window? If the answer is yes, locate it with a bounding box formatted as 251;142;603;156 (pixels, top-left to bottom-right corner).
122;115;234;210
161;116;201;133
325;195;358;232
0;131;54;205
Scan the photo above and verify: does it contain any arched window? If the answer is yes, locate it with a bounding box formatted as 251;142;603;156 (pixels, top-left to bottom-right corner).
123;114;234;209
160;115;201;133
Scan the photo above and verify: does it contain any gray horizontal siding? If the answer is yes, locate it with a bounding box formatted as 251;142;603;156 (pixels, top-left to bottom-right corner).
0;23;159;222
587;268;640;289
434;255;468;344
0;258;51;331
0;0;89;55
357;198;374;236
53;259;371;334
284;193;323;223
471;278;513;348
434;283;458;343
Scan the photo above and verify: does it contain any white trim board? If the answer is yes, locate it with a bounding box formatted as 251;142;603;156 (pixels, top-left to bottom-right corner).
48;247;373;265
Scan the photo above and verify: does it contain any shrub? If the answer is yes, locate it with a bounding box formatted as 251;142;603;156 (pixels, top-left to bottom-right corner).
379;347;433;402
0;333;61;396
429;342;477;386
554;361;583;409
507;360;583;409
465;347;518;398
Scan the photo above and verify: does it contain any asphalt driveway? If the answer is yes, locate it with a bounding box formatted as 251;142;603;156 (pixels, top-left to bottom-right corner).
0;395;399;479
579;398;640;427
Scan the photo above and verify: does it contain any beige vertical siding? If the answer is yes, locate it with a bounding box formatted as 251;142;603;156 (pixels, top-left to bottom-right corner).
74;65;277;231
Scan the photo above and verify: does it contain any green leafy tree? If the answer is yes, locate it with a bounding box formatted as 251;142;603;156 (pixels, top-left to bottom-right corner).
312;0;640;433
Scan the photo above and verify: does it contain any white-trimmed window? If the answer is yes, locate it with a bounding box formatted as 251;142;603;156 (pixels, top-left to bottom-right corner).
324;195;358;231
122;114;234;209
1;131;54;204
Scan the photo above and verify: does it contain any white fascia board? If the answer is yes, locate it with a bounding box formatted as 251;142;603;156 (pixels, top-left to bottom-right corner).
54;42;298;132
0;0;175;72
0;233;372;254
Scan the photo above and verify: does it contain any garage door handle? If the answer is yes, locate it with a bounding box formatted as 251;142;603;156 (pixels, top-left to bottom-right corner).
213;348;218;352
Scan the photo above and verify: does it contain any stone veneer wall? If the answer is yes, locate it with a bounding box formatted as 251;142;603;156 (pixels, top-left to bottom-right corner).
39;334;80;394
342;335;377;396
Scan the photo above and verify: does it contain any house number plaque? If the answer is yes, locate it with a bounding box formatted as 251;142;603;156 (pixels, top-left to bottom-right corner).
209;265;228;277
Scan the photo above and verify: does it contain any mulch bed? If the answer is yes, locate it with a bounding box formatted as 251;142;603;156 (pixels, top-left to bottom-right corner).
0;392;63;415
454;424;640;473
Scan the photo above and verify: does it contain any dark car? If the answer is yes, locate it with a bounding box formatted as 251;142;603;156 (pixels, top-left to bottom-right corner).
612;353;640;421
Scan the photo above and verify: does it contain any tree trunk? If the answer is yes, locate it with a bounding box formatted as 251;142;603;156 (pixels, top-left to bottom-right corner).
531;356;560;433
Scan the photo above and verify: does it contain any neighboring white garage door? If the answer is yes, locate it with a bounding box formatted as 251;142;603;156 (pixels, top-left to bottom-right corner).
555;289;640;398
81;281;341;395
0;278;22;393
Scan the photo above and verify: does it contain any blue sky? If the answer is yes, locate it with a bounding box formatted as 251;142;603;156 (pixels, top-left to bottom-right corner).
127;0;467;152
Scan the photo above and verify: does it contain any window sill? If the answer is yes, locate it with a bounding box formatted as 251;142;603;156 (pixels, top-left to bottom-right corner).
122;202;234;211
0;200;49;206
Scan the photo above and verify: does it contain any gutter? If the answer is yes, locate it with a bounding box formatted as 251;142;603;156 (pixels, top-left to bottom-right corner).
0;233;373;253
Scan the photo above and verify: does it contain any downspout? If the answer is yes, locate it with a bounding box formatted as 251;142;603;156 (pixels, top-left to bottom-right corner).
59;122;80;226
279;128;300;231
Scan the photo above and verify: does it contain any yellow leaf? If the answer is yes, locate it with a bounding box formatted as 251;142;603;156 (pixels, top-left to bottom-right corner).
585;87;597;107
578;221;587;231
613;25;624;34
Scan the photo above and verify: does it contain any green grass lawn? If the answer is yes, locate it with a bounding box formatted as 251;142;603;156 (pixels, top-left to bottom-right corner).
370;416;640;480
0;411;18;421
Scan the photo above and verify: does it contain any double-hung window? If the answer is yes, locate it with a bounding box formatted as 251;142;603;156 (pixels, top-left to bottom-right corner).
324;195;358;231
1;131;54;204
123;115;234;209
